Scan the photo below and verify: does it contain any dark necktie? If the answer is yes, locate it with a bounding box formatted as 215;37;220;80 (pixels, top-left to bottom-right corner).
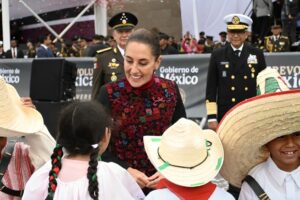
234;50;240;57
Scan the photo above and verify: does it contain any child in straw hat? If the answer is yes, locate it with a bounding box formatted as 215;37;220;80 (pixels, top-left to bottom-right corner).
144;118;234;200
0;76;55;199
22;101;145;200
217;68;300;200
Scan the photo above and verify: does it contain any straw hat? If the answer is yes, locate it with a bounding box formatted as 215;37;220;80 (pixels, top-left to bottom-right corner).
0;76;44;137
144;118;224;187
217;67;300;187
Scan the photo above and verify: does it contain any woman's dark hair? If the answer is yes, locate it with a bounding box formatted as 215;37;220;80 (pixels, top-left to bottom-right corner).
46;101;111;200
126;28;161;59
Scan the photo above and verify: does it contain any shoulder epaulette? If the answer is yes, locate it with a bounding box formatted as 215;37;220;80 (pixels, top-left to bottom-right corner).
96;47;112;54
281;36;288;39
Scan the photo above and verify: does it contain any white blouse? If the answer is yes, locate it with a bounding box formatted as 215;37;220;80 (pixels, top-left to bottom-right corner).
22;159;145;200
239;157;300;200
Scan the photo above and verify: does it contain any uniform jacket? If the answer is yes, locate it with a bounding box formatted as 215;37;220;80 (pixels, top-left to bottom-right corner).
92;47;124;99
214;41;230;49
86;43;108;57
206;44;266;121
264;35;290;52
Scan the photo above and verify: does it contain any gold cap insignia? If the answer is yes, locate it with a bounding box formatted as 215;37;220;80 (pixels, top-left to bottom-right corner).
120;13;128;25
232;16;240;25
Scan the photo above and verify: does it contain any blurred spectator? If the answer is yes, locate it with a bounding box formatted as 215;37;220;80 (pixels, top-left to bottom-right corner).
105;36;117;48
86;34;108;57
183;31;193;40
36;34;54;58
264;23;290;52
273;0;283;24
78;37;89;57
26;41;36;58
168;36;179;51
253;0;273;45
181;37;198;53
49;42;59;57
159;32;179;55
281;0;299;44
61;40;80;57
203;36;215;53
198;31;206;44
5;38;24;59
0;41;5;58
214;31;230;49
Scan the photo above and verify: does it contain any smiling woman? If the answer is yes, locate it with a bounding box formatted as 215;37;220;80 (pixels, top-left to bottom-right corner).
124;42;160;88
96;28;186;192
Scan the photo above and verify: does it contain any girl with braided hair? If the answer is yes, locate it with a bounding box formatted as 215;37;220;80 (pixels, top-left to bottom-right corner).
22;101;145;200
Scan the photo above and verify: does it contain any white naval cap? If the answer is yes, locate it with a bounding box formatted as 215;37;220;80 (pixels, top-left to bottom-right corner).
224;14;253;31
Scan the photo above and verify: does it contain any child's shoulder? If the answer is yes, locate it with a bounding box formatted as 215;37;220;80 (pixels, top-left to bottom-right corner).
99;161;127;175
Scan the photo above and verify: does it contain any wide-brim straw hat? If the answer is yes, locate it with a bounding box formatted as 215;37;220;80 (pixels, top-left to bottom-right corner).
144;118;224;187
0;76;44;137
217;68;300;187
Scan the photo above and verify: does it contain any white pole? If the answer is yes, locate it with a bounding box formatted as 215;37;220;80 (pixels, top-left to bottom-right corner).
94;0;107;36
19;0;60;39
192;0;199;40
53;0;96;42
2;0;11;51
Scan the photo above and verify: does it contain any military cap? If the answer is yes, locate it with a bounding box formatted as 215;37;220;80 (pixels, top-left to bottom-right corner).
108;12;138;31
206;36;214;40
224;14;252;31
271;24;281;29
219;31;227;37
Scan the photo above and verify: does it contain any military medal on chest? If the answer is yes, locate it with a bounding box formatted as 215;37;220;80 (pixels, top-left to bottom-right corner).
111;72;117;82
108;58;120;69
247;54;258;79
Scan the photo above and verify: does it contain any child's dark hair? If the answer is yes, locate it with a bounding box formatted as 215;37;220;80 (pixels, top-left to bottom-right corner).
46;101;111;200
126;28;161;59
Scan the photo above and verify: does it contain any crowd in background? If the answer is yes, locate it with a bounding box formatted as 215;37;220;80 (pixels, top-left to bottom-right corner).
0;0;299;59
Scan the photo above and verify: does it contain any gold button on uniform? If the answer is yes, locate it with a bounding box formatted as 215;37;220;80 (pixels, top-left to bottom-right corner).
245;87;248;91
244;75;247;79
231;75;235;79
232;98;236;102
231;86;235;91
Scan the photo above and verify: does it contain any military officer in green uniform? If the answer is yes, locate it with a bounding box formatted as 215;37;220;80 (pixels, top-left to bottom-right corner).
264;24;290;52
206;14;266;131
92;12;138;99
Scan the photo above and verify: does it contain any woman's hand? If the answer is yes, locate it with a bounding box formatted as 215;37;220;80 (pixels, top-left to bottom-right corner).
21;97;36;109
127;167;149;189
146;171;164;189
